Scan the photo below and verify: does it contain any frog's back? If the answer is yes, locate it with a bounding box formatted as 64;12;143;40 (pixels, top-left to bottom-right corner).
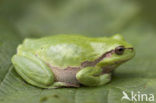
21;35;89;49
18;34;104;68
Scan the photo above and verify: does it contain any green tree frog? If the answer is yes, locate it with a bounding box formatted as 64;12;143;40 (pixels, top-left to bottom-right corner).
12;34;135;88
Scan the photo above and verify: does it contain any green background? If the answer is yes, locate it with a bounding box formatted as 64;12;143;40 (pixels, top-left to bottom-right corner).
0;0;156;103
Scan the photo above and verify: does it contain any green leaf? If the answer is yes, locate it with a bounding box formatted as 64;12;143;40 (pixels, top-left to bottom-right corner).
0;0;156;103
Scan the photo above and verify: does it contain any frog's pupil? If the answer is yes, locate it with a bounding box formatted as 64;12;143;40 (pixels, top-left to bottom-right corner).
119;48;123;51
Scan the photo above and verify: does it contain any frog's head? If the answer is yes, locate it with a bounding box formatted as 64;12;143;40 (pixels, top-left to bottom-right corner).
96;34;135;72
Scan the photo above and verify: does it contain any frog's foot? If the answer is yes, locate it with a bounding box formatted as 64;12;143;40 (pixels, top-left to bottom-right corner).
48;82;80;88
12;54;54;88
99;73;111;86
76;66;111;86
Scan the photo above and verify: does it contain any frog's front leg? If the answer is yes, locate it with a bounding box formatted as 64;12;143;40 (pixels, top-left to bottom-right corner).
12;53;54;88
76;66;111;86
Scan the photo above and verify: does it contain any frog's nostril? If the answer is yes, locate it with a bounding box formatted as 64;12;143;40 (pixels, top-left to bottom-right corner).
127;48;134;51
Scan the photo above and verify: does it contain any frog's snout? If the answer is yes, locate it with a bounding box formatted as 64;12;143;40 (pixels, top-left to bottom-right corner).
125;47;135;58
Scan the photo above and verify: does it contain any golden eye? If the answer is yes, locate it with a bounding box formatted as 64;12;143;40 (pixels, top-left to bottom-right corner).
115;46;125;55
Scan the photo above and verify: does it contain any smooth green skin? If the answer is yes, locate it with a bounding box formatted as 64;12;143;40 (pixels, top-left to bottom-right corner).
11;34;135;88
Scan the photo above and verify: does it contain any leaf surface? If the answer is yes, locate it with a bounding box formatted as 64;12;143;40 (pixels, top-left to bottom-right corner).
0;0;156;103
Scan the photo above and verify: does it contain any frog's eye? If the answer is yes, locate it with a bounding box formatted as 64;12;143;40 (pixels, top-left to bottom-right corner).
115;46;125;55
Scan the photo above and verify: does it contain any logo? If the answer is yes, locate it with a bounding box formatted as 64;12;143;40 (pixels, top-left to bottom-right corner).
121;91;154;102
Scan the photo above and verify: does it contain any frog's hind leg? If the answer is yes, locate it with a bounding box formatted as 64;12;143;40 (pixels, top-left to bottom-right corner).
12;54;54;88
76;66;111;86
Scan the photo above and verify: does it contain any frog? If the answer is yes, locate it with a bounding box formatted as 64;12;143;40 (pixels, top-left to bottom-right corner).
11;34;135;88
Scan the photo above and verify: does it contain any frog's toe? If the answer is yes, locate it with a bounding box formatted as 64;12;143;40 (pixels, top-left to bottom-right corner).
49;82;80;88
99;73;111;86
